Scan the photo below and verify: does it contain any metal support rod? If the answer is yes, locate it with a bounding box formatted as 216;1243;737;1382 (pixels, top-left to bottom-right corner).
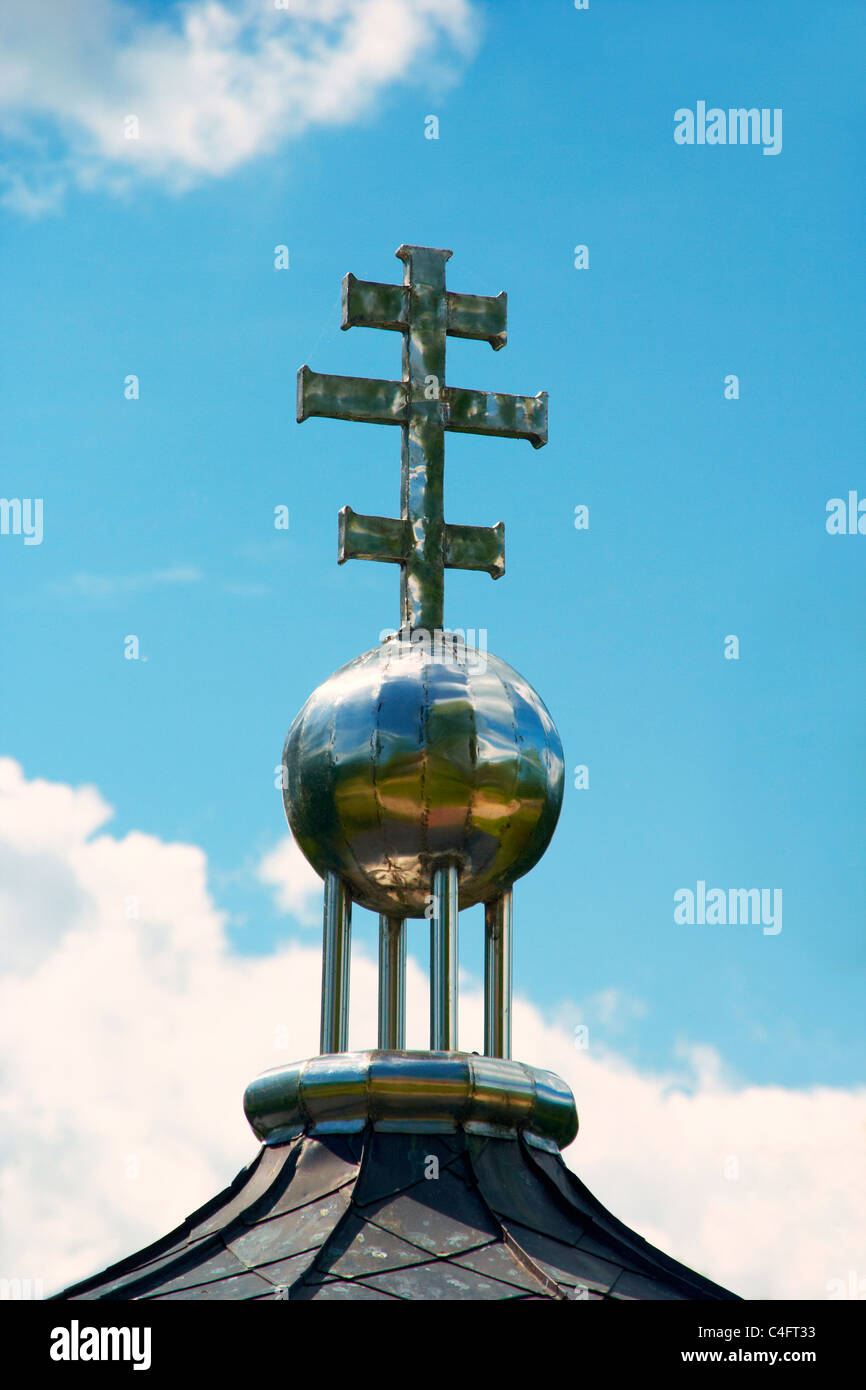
320;871;352;1054
378;914;406;1049
484;890;513;1059
430;863;459;1050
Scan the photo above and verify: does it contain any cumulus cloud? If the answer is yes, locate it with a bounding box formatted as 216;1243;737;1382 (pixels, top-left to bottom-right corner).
581;985;648;1033
256;833;321;925
0;0;479;213
0;756;863;1300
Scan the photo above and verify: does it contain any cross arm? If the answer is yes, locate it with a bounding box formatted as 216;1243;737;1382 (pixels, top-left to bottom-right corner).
444;387;548;448
297;365;406;426
341;274;407;333
446;291;507;350
341;273;507;351
338;506;409;566
444;520;505;579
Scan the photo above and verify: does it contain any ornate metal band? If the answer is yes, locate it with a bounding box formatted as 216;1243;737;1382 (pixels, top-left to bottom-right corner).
243;1051;578;1153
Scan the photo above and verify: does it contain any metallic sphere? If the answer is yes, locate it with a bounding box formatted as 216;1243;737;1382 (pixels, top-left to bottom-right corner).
282;633;564;917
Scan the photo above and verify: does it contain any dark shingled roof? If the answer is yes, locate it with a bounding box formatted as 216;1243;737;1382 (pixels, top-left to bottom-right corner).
55;1130;739;1302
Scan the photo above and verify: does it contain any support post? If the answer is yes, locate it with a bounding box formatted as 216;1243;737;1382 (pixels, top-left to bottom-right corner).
378;914;406;1049
484;890;513;1059
430;863;459;1050
320;871;352;1054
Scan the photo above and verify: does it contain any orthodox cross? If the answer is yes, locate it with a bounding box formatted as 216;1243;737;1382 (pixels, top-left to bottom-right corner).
297;244;548;632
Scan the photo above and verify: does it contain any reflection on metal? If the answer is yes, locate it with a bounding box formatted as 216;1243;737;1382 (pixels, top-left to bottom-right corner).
283;639;564;919
430;864;459;1050
378;915;406;1049
320;872;351;1054
243;1051;579;1152
485;891;513;1059
298;244;547;632
341;268;508;350
55;245;744;1305
287;246;560;1061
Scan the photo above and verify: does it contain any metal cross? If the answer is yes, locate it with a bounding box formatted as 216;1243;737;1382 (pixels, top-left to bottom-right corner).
297;244;548;632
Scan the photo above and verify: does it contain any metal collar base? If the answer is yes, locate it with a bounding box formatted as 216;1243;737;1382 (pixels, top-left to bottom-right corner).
243;1051;578;1153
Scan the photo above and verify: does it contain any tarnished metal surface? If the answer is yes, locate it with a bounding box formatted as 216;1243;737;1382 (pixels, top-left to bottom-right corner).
356;1260;524;1300
224;1187;352;1265
319;1211;432;1279
359;1162;499;1258
56;1126;740;1303
450;1239;549;1294
242;1051;579;1151
283;636;564;918
264;1133;361;1218
352;1132;458;1207
298;244;546;631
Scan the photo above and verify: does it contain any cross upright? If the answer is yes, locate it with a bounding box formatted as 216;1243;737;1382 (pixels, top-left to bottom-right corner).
297;244;548;632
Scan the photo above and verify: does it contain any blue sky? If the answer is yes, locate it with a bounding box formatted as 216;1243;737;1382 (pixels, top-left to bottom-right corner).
1;0;864;1105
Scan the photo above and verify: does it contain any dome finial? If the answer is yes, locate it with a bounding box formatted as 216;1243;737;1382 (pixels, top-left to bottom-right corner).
290;245;558;1062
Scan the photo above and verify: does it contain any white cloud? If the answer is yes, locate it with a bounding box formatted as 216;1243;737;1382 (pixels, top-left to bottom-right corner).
583;985;648;1032
52;566;203;599
0;756;863;1300
0;0;479;213
257;833;321;925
